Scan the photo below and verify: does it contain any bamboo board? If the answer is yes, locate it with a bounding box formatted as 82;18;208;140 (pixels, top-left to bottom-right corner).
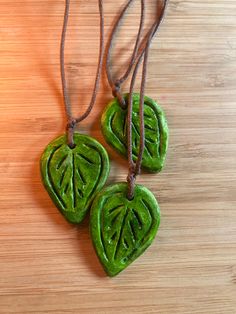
0;1;236;313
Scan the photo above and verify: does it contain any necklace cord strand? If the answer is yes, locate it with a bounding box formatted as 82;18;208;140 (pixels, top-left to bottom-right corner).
60;0;105;147
125;0;169;199
105;0;145;109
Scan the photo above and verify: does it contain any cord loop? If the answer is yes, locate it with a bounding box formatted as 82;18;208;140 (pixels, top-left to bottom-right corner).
127;168;137;200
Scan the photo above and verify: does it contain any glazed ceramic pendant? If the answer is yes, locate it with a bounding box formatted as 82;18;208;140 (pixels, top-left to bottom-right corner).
89;0;169;276
101;93;168;173
90;183;160;276
41;132;110;224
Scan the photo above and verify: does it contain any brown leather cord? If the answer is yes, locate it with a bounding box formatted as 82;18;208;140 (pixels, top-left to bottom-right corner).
106;0;168;199
106;0;145;109
127;0;169;199
60;0;105;148
127;46;148;199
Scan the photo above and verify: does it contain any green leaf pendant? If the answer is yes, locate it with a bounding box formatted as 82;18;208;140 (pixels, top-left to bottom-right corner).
101;93;168;172
40;132;110;224
90;183;161;276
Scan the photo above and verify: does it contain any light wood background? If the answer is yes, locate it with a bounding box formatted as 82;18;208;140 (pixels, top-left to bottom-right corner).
0;0;236;313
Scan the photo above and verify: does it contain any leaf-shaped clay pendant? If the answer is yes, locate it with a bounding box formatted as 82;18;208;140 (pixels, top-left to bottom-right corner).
101;93;168;172
40;132;110;224
90;183;160;276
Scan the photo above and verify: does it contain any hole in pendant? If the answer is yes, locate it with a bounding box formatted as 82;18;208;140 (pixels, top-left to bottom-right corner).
122;97;129;110
68;143;76;149
127;195;134;201
121;101;128;110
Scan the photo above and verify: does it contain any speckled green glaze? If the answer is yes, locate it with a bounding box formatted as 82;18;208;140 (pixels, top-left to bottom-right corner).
101;93;168;173
40;132;110;224
90;183;161;277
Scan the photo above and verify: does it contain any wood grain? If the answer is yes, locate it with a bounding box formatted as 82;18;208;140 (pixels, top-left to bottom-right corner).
0;0;236;313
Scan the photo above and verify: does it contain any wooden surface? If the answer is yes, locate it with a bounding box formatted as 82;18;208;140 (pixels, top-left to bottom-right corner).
0;0;236;313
